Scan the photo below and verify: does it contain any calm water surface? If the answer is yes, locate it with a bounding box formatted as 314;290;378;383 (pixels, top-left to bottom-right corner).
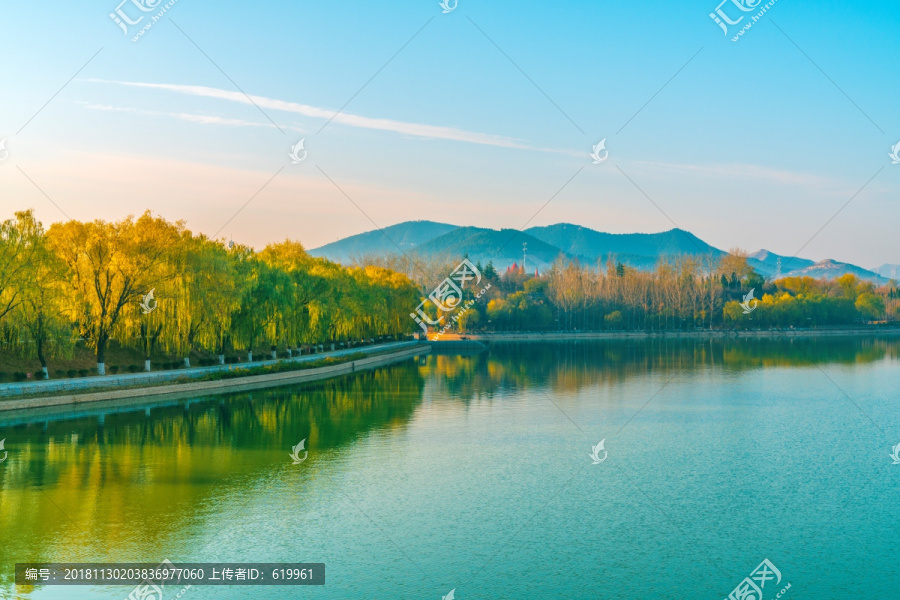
1;338;899;599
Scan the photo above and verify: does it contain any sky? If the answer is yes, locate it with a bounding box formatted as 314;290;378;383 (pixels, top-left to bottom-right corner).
0;0;898;269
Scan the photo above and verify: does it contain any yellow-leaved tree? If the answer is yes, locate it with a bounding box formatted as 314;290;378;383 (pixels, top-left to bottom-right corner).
47;212;182;374
0;210;41;324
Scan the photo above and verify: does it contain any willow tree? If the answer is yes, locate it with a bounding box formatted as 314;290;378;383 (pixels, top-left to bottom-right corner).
162;234;241;365
47;212;182;374
258;240;330;352
355;265;419;337
0;210;42;324
13;217;73;377
228;246;291;359
303;258;352;344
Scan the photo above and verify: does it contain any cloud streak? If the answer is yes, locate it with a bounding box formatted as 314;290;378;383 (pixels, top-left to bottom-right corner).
85;79;539;150
79;102;305;133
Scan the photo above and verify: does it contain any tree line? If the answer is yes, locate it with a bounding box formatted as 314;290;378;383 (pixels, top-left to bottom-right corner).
0;210;420;377
444;254;896;333
3;210;897;379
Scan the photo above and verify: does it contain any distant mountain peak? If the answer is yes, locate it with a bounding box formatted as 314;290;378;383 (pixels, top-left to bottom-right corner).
308;220;459;263
782;258;887;285
524;223;723;260
308;220;890;285
875;264;900;280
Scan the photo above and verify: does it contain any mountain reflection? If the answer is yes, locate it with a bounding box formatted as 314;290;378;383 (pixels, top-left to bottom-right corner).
422;337;900;401
1;337;897;595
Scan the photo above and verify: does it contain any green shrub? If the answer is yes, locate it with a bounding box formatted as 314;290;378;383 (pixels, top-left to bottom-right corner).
191;352;367;383
78;369;89;377
67;369;78;378
109;365;120;374
13;372;28;382
54;370;65;378
0;372;7;382
127;365;139;373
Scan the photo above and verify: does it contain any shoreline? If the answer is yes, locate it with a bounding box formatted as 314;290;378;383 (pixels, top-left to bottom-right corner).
428;327;900;342
0;341;418;400
0;343;429;414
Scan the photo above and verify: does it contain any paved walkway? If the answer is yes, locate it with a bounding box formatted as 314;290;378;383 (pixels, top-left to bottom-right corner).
0;341;418;399
0;343;429;418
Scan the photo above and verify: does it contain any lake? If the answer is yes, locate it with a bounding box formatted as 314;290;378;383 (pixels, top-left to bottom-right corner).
1;337;898;599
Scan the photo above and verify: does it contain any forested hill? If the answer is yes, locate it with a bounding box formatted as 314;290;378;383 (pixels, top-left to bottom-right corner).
523;224;722;259
310;221;890;284
308;220;457;263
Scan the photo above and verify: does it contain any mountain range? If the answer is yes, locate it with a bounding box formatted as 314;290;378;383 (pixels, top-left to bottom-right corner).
309;221;893;285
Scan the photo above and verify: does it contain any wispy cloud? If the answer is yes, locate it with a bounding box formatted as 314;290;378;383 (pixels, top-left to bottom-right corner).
84;79;543;150
78;102;305;133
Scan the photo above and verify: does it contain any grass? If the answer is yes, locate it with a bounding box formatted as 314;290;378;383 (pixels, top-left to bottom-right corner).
0;339;401;383
179;352;370;383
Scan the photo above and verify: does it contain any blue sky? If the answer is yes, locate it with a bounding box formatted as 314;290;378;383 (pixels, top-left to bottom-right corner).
1;0;898;268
